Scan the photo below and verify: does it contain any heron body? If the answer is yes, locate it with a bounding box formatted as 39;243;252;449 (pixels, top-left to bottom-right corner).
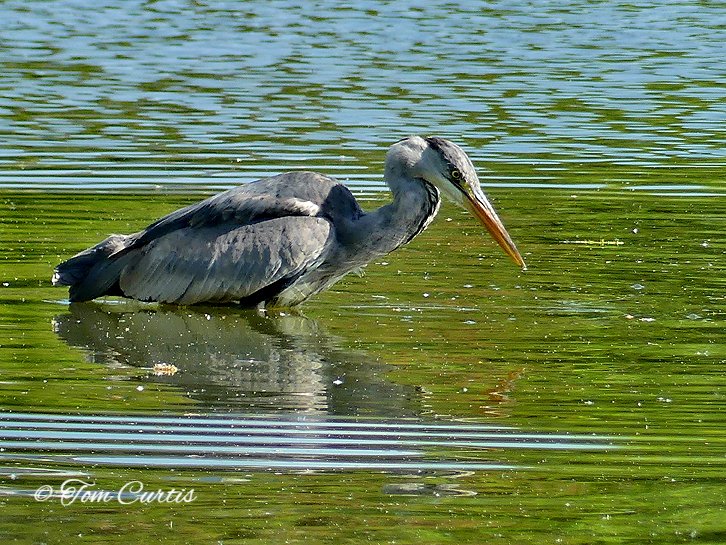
53;136;525;306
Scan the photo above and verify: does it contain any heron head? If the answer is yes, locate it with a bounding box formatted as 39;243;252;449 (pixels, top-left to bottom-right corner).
390;136;526;269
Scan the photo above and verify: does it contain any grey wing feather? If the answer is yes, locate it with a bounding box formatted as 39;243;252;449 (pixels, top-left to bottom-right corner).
55;172;357;303
118;216;333;304
118;172;353;257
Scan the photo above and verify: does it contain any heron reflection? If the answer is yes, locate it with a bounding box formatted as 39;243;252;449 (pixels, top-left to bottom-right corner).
52;303;420;416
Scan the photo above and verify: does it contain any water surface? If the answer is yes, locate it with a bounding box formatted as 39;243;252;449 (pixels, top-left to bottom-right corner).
0;1;724;543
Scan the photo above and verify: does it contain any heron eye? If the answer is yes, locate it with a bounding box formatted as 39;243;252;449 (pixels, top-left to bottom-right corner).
451;169;463;180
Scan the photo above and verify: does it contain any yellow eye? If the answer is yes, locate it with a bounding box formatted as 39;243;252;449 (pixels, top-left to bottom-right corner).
451;169;462;180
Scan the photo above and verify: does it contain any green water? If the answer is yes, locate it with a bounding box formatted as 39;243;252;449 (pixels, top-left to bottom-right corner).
1;188;724;543
1;0;725;543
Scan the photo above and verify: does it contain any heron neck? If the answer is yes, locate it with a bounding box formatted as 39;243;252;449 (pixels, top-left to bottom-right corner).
346;174;441;259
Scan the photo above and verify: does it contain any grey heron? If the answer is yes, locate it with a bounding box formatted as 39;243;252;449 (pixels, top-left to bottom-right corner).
53;136;525;306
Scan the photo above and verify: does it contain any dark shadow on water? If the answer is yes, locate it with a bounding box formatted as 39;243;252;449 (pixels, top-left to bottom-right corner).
52;302;421;416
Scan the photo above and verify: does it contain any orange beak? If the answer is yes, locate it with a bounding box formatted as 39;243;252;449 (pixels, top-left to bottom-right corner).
463;186;526;270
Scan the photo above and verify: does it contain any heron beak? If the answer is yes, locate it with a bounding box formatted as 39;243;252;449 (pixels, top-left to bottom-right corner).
463;185;526;270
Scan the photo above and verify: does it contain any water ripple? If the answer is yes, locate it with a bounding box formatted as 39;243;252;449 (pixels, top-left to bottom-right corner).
0;412;617;472
1;0;724;189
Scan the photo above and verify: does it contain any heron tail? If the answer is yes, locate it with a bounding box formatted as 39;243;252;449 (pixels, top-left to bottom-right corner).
52;234;137;302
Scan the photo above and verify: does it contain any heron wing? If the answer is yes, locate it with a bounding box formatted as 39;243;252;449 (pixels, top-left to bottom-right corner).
118;216;333;305
118;172;358;256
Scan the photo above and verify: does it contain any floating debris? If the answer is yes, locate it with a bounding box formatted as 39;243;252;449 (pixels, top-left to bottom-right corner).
561;239;624;246
624;315;655;322
152;363;179;376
